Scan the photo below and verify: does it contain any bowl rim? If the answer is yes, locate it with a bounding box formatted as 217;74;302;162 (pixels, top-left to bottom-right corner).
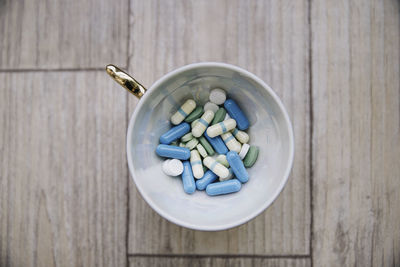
126;62;295;231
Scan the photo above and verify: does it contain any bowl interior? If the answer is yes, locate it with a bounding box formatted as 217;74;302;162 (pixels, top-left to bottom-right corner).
128;64;293;231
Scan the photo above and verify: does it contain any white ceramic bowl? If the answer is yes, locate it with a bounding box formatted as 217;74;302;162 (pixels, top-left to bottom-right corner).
127;62;294;231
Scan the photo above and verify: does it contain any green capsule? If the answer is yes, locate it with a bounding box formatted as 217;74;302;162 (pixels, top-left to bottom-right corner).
211;108;227;125
185;106;203;122
243;146;259;168
199;136;215;156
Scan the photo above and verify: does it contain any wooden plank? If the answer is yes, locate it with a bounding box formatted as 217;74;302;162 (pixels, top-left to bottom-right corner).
128;0;310;255
0;0;128;69
0;72;128;266
129;257;310;267
311;0;400;266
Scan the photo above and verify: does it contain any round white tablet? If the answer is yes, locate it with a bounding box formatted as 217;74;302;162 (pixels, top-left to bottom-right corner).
239;143;250;159
162;159;184;176
204;102;219;113
224;113;231;121
209;88;226;105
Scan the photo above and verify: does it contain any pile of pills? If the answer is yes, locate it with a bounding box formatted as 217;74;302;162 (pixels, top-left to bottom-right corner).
155;88;259;196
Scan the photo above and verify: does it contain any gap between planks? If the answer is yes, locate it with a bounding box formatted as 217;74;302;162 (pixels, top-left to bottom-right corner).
0;66;129;73
307;0;314;266
127;254;311;259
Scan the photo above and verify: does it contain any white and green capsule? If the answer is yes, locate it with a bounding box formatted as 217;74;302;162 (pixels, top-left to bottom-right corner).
190;150;204;179
206;119;236;138
171;99;196;125
231;128;249;144
221;132;241;153
203;156;229;179
192;110;214;137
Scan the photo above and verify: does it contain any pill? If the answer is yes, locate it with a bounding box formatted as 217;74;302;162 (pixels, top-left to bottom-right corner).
159;122;190;144
239;143;250;159
203;156;229;179
211;108;227;125
179;142;186;147
224;99;249;130
221;132;241;153
226;151;249;183
243;146;259;168
156;144;190;160
192;110;214;137
196;143;208;158
231;128;250;144
185;138;199;150
195;170;218;190
206;179;242;196
203;165;208;173
220;168;234;181
224;113;231;120
204;131;229;155
181;132;194;142
199;136;215;156
204;102;219;113
191;118;200;129
171;99;196;125
207;119;237;138
162;159;184;176
181;161;196;194
170;140;179;146
209;88;226;105
190;150;204;179
185;106;203;122
215;154;229;168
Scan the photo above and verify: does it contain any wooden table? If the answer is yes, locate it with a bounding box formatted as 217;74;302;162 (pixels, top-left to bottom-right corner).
0;1;398;266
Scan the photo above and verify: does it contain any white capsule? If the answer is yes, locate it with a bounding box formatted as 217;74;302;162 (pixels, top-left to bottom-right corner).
190;150;204;179
162;159;184;176
231;128;250;144
206;119;237;138
224;113;231;121
215;154;229;168
181;132;193;142
220;168;234;181
209;88;226;105
239;143;250;159
171;99;196;125
221;132;241;153
204;102;219;113
185;138;199;150
192;110;214;137
196;143;208;158
203;156;229;179
179;142;186;147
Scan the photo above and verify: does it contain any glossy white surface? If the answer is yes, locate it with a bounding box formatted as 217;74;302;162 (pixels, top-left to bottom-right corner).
127;62;294;231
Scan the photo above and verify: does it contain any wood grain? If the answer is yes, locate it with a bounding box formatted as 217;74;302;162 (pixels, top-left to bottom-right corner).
129;256;310;267
128;0;310;255
0;0;128;69
311;0;400;266
0;72;128;266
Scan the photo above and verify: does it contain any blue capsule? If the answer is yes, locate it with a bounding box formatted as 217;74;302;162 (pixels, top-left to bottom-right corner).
196;170;218;190
226;151;249;183
156;144;190;160
224;99;249;130
206;179;242;196
182;161;196;194
204;131;228;155
159;122;190;144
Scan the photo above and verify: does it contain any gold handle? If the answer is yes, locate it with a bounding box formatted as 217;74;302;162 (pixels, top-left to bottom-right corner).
106;64;146;98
